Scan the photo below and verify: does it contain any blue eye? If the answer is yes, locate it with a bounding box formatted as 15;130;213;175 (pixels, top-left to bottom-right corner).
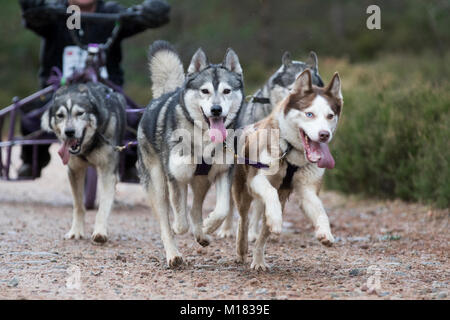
306;112;314;118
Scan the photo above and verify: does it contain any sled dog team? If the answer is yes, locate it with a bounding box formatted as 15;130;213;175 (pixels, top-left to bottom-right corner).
42;40;343;270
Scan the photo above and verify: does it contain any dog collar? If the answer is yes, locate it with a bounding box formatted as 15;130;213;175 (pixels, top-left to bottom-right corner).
249;96;271;104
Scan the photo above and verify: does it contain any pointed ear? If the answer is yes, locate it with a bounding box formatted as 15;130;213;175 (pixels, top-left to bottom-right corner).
326;72;342;100
223;48;242;75
282;51;292;66
307;51;318;71
292;69;312;95
41;107;52;132
187;48;208;74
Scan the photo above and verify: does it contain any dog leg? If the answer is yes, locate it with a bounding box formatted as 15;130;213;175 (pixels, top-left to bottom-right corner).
248;200;262;242
299;188;334;246
251;214;271;271
91;165;117;243
216;197;234;238
233;178;252;264
148;165;183;267
168;180;189;235
249;175;283;234
203;171;232;235
65;164;87;240
189;176;211;247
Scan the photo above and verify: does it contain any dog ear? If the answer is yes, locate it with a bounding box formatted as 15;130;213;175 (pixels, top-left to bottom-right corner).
41;106;53;132
223;48;242;75
187;48;209;74
307;51;319;71
292;69;312;96
325;72;342;100
282;51;292;66
84;84;108;129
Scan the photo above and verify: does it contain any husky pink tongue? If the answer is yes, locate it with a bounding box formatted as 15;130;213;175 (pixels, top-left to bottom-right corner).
309;141;335;169
208;117;227;143
58;140;77;165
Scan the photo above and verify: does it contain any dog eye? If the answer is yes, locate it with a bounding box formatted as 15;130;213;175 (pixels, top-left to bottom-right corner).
327;114;334;120
56;113;64;119
305;112;314;118
223;88;231;94
76;111;85;117
201;89;210;94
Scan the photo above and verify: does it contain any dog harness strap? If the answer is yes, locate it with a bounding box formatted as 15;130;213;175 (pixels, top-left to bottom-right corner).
227;136;270;169
195;159;212;176
280;162;299;190
279;142;299;190
251;97;271;104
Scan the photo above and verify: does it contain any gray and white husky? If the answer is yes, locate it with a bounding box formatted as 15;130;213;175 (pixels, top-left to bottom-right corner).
41;82;126;243
236;51;323;129
137;40;244;267
218;51;325;240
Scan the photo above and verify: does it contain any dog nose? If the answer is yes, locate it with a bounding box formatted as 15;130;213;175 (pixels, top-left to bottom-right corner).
65;128;75;138
211;105;222;117
319;130;330;142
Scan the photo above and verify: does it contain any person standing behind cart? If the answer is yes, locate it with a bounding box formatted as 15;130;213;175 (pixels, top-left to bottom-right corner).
18;0;170;180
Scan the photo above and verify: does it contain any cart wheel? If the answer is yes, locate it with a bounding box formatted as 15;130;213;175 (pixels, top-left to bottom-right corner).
84;166;97;210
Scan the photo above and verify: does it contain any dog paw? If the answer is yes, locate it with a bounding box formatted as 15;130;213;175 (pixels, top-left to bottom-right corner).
217;226;234;238
91;232;108;244
64;228;85;240
235;254;247;264
248;230;259;242
250;259;269;271
202;219;217;235
196;234;211;247
315;228;334;247
172;221;189;235
266;216;282;235
167;255;184;268
203;211;227;235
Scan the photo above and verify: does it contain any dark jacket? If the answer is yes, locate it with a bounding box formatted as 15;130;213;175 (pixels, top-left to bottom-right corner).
20;0;170;87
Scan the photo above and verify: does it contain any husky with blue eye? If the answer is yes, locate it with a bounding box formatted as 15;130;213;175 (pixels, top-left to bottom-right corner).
137;40;244;268
218;51;325;240
233;69;343;270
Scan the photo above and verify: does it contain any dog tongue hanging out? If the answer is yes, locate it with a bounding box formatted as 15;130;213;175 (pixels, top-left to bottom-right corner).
183;46;243;144
58;140;75;165
299;129;335;169
281;68;342;169
232;69;343;271
58;138;82;165
209;118;227;143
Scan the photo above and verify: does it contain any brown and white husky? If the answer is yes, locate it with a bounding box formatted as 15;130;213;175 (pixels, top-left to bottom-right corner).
232;69;343;270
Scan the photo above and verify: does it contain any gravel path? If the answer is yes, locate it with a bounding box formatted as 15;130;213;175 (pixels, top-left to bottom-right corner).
0;146;448;299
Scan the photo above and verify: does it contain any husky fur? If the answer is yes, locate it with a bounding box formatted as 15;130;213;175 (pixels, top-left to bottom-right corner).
41;82;126;243
232;69;343;270
137;40;244;267
218;51;325;239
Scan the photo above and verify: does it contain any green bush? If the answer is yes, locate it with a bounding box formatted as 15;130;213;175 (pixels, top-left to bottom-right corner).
323;53;450;208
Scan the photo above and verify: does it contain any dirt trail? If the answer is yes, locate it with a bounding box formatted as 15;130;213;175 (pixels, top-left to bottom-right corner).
0;146;448;299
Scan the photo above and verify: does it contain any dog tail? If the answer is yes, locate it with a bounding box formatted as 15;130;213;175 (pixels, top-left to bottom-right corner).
148;40;185;99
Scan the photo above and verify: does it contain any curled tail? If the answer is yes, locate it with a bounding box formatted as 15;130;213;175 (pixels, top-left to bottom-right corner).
148;40;185;99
